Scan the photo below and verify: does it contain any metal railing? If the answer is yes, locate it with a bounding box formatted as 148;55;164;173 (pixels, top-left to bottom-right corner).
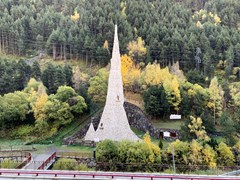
0;169;239;179
96;162;240;176
0;151;32;169
37;152;56;170
16;152;32;169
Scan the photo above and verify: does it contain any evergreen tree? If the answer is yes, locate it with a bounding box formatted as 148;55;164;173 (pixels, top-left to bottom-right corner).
143;85;170;118
64;64;73;87
32;61;41;80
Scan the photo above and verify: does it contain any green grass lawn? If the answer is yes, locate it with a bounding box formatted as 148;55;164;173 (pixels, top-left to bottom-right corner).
30;144;94;154
151;119;185;130
0;138;93;154
0;138;24;146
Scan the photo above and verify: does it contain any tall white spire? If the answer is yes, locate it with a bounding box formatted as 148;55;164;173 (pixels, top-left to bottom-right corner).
84;25;139;142
112;25;120;58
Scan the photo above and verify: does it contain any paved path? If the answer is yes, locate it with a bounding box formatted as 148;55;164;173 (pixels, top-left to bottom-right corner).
222;169;240;176
24;150;56;170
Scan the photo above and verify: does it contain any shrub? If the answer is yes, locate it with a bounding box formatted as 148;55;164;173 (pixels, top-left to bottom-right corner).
52;158;77;170
12;125;34;138
75;163;90;171
0;159;18;168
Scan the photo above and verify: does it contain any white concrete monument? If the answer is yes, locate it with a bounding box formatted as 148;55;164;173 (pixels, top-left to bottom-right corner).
85;25;139;141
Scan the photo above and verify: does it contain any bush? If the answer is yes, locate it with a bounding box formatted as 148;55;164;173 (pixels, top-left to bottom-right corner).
52;158;91;171
96;139;118;162
96;138;161;172
0;159;19;168
52;158;77;170
12;125;34;138
75;163;90;171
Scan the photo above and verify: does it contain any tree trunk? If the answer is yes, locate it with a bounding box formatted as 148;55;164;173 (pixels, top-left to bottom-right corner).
2;33;5;53
70;45;72;60
60;44;63;60
10;34;14;54
5;33;8;54
86;52;88;66
90;58;93;67
0;31;2;53
64;44;66;62
53;44;56;60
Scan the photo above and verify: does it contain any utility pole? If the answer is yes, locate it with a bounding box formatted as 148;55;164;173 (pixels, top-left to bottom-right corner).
171;144;176;174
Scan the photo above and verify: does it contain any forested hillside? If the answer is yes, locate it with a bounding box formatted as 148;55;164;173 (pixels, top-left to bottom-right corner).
0;0;240;74
0;0;240;147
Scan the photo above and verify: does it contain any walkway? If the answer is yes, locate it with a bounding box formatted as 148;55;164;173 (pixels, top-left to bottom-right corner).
222;169;240;176
24;151;56;170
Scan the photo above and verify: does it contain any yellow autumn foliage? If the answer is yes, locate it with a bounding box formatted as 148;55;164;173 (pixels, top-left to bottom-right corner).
188;140;203;166
187;83;207;97
140;62;181;111
214;14;221;24
229;82;240;107
103;40;109;51
140;62;172;87
196;21;203;28
71;11;80;21
121;54;141;90
193;9;221;27
188;116;210;142
127;37;147;61
163;76;181;111
208;77;224;119
140;62;161;87
143;132;161;163
31;85;48;121
202;144;217;168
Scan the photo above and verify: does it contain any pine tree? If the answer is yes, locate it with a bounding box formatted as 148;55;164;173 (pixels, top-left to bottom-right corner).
32;61;41;81
64;64;73;87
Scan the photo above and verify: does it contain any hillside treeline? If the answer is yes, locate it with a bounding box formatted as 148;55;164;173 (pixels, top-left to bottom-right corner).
0;0;240;75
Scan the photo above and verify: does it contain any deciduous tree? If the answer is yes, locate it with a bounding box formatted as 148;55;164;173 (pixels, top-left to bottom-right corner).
127;37;147;62
88;68;108;104
216;142;234;166
208;77;224;124
121;54;140;91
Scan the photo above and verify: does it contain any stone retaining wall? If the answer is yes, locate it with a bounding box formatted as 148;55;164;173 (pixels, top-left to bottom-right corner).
76;158;96;168
62;102;180;145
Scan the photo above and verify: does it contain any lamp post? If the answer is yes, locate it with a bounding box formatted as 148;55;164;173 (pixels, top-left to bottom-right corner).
171;144;176;174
